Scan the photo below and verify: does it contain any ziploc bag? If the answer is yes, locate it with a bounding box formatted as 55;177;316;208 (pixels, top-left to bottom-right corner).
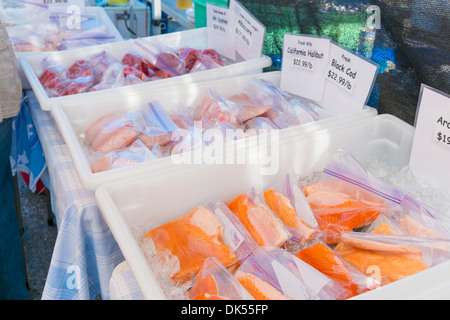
234;246;343;300
6;23;59;52
226;188;291;248
301;148;404;244
268;246;352;300
90;139;158;173
129;101;180;149
141;200;258;286
258;173;319;246
130;39;186;78
334;231;450;286
294;239;374;298
0;0;51;26
193;89;272;127
188;257;254;300
84;112;140;154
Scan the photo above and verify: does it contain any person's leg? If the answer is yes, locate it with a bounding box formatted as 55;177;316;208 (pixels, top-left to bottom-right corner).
0;118;29;300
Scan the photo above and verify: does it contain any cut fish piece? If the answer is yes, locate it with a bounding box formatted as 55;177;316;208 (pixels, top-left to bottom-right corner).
226;194;290;247
263;189;317;244
234;271;292;300
294;241;362;298
189;274;219;300
398;215;444;239
144;205;237;284
85;114;139;153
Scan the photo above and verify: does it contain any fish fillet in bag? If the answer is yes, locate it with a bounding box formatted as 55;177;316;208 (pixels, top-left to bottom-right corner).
84;113;140;154
334;230;450;286
129;101;180;149
295;240;374;298
261;173;319;246
143;200;258;285
302;149;404;244
226;189;291;248
90;139;158;173
188;257;254;300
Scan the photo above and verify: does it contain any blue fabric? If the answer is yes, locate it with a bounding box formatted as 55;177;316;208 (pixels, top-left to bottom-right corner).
0;117;29;300
10;98;48;192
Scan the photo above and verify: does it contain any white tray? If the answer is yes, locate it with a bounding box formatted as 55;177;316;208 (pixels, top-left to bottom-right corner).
20;27;272;110
51;71;378;190
93;114;429;300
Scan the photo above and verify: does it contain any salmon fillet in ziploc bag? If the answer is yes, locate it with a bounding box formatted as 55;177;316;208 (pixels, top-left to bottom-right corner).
226;187;291;248
142;200;258;287
260;172;320;248
334;229;450;287
188;257;254;300
234;246;349;300
301;148;404;245
294;239;374;298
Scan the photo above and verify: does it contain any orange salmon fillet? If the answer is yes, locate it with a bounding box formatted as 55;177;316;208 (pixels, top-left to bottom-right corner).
144;205;237;284
234;271;292;300
334;223;428;285
263;189;317;244
295;242;360;298
226;194;290;247
189;274;219;300
398;215;444;239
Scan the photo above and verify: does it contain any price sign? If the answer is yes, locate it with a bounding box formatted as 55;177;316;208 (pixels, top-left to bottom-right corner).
280;34;331;102
229;0;265;61
320;42;378;115
207;3;235;61
409;85;450;194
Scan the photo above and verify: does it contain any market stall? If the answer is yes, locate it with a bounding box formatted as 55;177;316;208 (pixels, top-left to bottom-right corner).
5;0;450;302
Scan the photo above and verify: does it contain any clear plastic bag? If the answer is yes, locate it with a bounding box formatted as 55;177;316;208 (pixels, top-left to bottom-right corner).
130;39;186;77
6;23;59;52
301;149;404;244
188;257;254;300
90;139;157;173
226;188;291;248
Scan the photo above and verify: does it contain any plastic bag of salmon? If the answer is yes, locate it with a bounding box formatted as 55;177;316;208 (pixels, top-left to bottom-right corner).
226;189;291;248
334;230;450;287
188;257;254;300
259;173;320;247
141;200;259;288
301;148;405;245
234;246;349;300
294;239;375;298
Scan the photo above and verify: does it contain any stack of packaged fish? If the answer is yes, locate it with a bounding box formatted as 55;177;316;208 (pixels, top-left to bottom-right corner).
38;42;229;97
79;77;336;173
138;148;450;300
1;0;118;52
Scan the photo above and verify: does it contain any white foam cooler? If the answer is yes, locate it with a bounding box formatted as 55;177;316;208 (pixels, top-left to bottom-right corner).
50;71;378;190
19;27;272;110
13;6;124;90
94;114;450;300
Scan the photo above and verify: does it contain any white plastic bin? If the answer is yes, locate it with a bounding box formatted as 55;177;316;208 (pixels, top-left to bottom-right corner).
20;27;272;110
51;71;378;190
94;114;450;300
13;6;123;90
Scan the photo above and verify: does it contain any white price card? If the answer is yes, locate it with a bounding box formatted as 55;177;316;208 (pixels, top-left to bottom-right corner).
409;84;450;194
280;34;331;102
229;0;265;62
45;0;85;12
207;3;236;61
320;42;378;115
